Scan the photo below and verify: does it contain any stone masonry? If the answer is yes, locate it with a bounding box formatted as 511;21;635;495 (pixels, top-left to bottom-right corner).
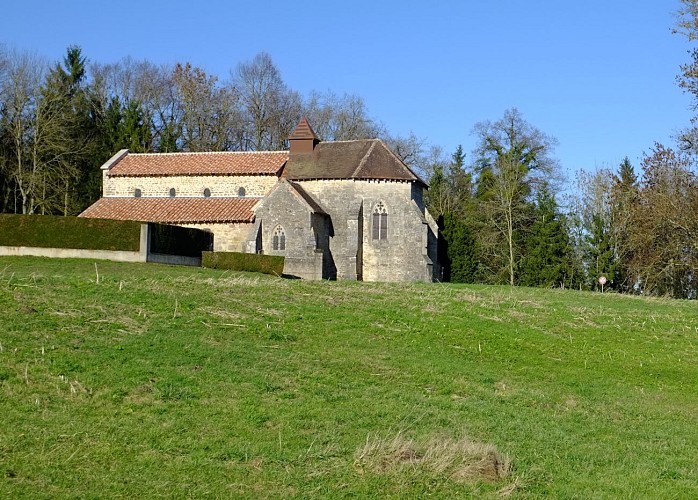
80;118;441;282
103;174;277;199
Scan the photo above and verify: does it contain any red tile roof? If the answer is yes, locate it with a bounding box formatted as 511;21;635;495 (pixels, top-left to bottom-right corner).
107;151;288;177
79;197;259;224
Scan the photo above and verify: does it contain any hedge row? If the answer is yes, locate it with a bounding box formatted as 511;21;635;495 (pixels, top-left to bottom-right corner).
0;215;142;251
202;252;284;276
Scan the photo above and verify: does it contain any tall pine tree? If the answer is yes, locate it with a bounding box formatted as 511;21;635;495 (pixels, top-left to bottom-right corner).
434;145;479;282
519;186;570;287
586;214;618;290
611;157;639;292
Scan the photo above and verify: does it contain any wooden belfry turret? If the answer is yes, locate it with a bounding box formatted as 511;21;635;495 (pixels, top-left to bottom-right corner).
288;117;320;154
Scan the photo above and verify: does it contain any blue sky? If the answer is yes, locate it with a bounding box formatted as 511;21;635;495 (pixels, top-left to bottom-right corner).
2;0;694;181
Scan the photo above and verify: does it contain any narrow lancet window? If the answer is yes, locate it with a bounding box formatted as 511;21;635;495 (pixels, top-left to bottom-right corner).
372;202;388;241
272;226;286;251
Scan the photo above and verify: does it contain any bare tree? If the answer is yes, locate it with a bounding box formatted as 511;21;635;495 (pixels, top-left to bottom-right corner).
0;49;46;213
91;58;175;151
0;45;10;212
571;167;619;289
674;0;698;40
423;145;453;217
32;65;87;215
304;91;383;141
384;132;426;171
627;144;698;297
473;108;559;286
171;63;242;151
273;88;303;150
0;47;96;215
233;52;297;150
673;1;698;152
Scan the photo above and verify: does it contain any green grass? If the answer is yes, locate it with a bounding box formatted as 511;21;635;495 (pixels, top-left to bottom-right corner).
0;257;697;498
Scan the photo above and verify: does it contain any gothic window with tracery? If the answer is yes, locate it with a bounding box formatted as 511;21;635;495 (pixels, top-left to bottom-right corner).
372;202;388;241
272;226;286;251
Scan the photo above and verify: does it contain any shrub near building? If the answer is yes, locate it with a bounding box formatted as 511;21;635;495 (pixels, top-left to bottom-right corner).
202;251;284;276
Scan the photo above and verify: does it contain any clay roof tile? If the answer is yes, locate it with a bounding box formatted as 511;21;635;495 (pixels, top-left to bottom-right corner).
107;151;288;177
79;197;259;224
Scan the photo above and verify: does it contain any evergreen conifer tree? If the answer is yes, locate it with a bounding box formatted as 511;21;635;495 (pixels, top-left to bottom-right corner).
611;157;639;292
586;214;618;290
442;211;478;283
519;186;569;287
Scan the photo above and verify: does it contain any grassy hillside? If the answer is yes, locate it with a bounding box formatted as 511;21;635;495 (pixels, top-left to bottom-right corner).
0;257;696;498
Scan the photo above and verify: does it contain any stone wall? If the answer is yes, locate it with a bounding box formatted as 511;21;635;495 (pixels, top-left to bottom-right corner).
296;179;437;282
357;183;432;282
96;165;440;282
424;209;441;281
103;173;278;198
294;180;363;280
253;181;330;280
179;222;254;253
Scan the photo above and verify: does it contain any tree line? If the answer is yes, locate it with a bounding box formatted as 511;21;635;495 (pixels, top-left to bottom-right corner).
428;0;698;298
2;1;698;297
0;48;418;216
429;126;698;299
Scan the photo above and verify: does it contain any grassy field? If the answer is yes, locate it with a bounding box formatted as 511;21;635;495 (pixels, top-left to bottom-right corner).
0;257;697;498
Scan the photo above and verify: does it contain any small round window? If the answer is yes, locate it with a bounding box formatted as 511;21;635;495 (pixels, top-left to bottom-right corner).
203;188;211;198
169;188;176;197
238;187;246;197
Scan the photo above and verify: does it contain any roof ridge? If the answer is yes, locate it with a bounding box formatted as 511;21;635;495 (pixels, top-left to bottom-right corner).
373;139;421;183
323;138;378;145
128;150;289;157
351;140;378;178
104;195;265;199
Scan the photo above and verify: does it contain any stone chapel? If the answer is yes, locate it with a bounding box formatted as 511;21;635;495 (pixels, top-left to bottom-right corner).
80;118;440;282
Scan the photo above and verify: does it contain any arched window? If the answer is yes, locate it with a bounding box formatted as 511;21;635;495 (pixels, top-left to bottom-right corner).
169;188;176;198
134;188;142;198
203;188;211;198
238;187;246;197
372;202;388;241
272;226;286;251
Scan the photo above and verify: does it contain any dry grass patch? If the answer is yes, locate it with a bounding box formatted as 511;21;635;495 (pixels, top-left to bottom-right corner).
507;309;531;321
422;301;445;314
453;290;485;304
354;431;511;484
199;275;267;288
199;306;248;322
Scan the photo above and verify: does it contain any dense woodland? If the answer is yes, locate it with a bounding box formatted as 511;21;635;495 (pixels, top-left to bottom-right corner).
2;1;698;297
